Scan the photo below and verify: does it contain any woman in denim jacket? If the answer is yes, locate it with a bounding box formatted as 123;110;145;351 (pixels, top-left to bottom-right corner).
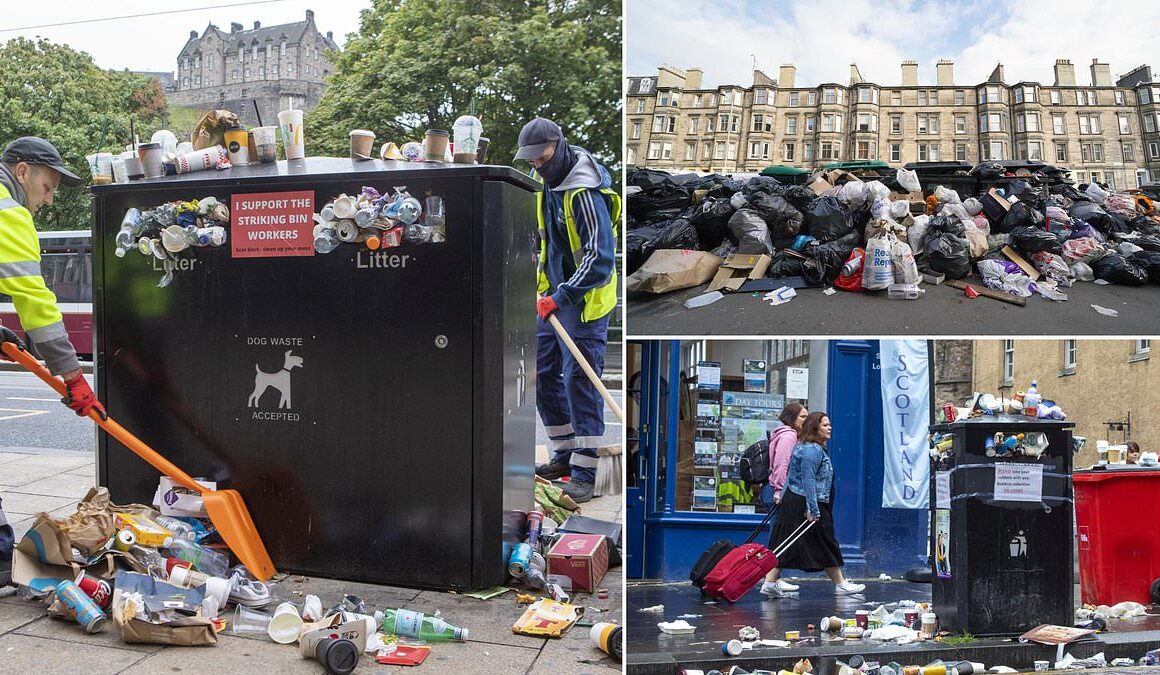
761;412;865;596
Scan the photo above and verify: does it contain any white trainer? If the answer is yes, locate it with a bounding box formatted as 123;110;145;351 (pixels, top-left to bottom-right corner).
759;581;785;598
776;579;800;592
834;580;866;595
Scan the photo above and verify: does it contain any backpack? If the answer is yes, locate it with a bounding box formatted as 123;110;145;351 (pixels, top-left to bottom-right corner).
739;438;771;485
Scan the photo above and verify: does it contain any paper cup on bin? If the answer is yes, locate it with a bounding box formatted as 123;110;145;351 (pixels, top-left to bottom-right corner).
267;602;304;644
278;109;305;160
231;605;273;637
349;130;375;159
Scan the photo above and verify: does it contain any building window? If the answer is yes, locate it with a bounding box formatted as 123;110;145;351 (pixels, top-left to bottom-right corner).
755;89;768;105
714;142;725;160
648;142;661;160
231;69;238;81
918;90;927;106
956;143;967;161
1115;90;1125;105
856;140;874;160
658;92;669;107
689;117;699;134
1078;114;1098;134
639;79;651;93
686;143;696;161
1023;85;1036;103
1133;339;1152;362
1081;143;1091;162
281;40;287;57
1149;142;1158;159
1028;141;1042;161
721;90;734;105
858;88;871;103
857;113;875;131
1094;142;1103;161
631;122;641;139
1026;112;1039;132
1086;90;1097;105
955;115;966;134
244;66;251;78
803;142;814;161
789;91;799;106
890;143;901;163
653;115;665;132
820;141;834;160
1062;340;1077;374
181;77;189;89
1014;87;1022;103
784;143;794;161
635;98;646;113
692;94;702;107
890;115;901;134
1141;88;1152;104
1119;114;1130;134
1003;340;1015;386
288;63;294;75
703;142;712;160
805;115;815;132
707;94;716;106
955;89;965;105
706;117;714;133
917;143;939;161
823;88;835;104
258;66;264;78
1056;143;1067;162
785;116;797;135
892;90;901;105
1147;115;1156;133
1123;142;1134;161
989;141;1004;160
626;146;636;165
1050;89;1060;105
726;142;736;160
807;91;817;106
661;142;672;159
1053;114;1065;135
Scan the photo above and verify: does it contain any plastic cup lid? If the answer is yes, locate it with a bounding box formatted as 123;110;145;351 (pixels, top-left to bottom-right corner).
317;638;360;675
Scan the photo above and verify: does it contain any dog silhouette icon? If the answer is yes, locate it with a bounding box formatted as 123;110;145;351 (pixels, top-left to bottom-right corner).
248;349;304;409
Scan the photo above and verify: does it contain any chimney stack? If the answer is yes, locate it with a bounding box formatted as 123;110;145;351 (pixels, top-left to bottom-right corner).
685;68;703;89
936;59;954;86
901;60;918;86
326;31;333;41
306;9;315;22
190;30;198;39
231;22;242;33
849;63;864;85
1091;58;1112;87
779;64;796;89
253;21;261;30
1053;59;1076;86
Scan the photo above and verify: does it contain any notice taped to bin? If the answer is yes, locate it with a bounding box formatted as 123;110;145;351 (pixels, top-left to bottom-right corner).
230;191;315;258
993;463;1043;502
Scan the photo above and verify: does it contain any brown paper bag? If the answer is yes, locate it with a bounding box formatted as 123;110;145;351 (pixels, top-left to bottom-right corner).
60;487;159;556
121;617;218;646
625;250;723;294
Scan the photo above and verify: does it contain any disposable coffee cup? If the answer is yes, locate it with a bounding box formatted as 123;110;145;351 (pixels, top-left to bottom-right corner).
424;129;449;161
332;195;357;220
123;156;145;181
267;601;303;644
1033;661;1049;672
137;142;165;179
475;137;490;164
252;126;278;163
314;638;359;675
278;109;305;160
722;639;743;656
224;127;250;166
349;129;376;159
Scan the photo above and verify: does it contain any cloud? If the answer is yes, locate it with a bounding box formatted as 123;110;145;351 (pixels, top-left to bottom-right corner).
628;0;1160;89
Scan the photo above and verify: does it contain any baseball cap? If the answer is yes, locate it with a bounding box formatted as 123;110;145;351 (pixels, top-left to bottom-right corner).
1;137;83;187
514;118;563;160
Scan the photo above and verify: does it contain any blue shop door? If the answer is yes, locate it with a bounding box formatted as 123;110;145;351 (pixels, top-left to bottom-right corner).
626;341;659;579
827;340;927;577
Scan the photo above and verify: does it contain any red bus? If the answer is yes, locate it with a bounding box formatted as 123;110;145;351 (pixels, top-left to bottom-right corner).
0;229;93;359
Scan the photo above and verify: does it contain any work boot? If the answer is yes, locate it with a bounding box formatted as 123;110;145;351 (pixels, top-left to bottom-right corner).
535;460;570;481
560;479;594;504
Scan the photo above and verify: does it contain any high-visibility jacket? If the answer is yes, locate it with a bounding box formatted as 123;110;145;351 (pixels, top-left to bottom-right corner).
535;181;621;323
0;183;79;375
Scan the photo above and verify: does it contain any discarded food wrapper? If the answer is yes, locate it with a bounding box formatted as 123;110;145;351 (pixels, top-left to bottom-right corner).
684;290;724;309
152;476;216;518
1018;624;1096;645
764;286;796;306
658;619;696;635
738;625;760;641
375;644;431;666
1090;304;1119;317
512;598;583;638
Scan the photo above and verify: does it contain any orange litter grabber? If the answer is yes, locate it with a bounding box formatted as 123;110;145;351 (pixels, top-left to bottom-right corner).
1;340;277;581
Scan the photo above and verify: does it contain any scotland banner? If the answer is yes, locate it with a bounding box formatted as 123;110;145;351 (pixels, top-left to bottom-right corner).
880;340;930;509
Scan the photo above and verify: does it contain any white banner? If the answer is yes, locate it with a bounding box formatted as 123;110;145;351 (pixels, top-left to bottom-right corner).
880;340;930;509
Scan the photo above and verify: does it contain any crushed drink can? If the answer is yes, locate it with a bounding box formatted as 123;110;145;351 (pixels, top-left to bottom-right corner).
943;402;957;423
527;511;544;549
74;571;112;610
508;542;532;578
55;580;107;633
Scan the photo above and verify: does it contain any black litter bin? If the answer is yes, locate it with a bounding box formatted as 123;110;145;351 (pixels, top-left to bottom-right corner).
929;415;1075;636
903;161;976;199
90;158;539;591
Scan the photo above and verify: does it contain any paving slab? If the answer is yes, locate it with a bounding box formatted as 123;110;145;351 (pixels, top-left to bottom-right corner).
0;599;44;634
118;632;333;674
405;640;541;673
0;451;35;465
15;614;164;655
12;473;96;500
0;492;77;516
0;632;148;674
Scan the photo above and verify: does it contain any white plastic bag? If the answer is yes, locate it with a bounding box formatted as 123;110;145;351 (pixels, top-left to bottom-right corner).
934;185;962;205
870;197;892;220
892;238;920;284
963;197;983;216
836;181;868;209
730;191;749;210
1070;261;1094;281
897;168;920;193
862;232;895;290
978;259;1035;297
890;200;910;219
865;180;890;203
1084;182;1109;205
907;216;930;255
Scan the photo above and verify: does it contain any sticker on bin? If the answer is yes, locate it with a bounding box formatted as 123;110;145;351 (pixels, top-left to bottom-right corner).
231;191;315;258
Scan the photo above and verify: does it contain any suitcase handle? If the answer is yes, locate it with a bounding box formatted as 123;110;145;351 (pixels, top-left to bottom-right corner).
742;503;781;545
771;518;816;558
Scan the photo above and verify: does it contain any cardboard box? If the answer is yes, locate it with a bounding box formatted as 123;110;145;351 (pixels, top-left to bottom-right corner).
707;253;772;293
808;176;834;196
1001;246;1041;281
981;188;1011;222
626;249;723;294
547;533;609;593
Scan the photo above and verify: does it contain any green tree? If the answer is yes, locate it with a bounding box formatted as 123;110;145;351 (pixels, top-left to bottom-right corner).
0;37;169;230
306;0;621;173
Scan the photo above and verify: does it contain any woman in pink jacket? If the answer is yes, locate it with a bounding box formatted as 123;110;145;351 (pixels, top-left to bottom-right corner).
759;402;808;597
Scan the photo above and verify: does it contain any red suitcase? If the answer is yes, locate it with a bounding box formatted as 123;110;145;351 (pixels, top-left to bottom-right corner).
702;519;815;602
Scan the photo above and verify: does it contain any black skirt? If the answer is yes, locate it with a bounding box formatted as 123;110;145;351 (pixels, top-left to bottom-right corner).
767;489;843;572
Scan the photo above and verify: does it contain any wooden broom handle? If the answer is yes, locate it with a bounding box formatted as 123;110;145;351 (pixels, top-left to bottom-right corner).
547;314;626;425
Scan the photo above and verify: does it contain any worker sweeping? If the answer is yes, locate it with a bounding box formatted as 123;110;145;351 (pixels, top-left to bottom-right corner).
0;137;105;586
516;118;620;504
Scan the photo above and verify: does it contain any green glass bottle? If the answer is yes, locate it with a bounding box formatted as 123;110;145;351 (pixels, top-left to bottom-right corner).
380;608;468;642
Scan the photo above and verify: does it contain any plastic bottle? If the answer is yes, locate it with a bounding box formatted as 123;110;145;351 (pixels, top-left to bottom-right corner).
163;539;229;578
154;516;197;541
128;544;168;577
1024;380;1041;408
380;608;468;642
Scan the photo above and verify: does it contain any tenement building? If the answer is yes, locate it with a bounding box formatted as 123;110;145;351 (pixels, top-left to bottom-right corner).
167;9;339;128
627;60;1160;189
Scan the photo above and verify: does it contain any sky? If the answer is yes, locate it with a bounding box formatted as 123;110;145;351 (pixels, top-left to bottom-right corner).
0;0;370;72
626;0;1160;90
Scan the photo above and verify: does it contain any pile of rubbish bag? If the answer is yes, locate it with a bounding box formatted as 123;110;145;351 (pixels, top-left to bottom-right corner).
625;164;1160;303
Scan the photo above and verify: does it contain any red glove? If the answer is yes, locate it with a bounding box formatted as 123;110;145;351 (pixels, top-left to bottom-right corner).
536;296;559;320
63;373;107;420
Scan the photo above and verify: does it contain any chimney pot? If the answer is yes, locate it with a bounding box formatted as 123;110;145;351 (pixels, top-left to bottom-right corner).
254;21;260;29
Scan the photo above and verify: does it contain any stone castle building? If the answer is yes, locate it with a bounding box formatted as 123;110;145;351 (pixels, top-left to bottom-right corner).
167;9;339;128
627;60;1160;189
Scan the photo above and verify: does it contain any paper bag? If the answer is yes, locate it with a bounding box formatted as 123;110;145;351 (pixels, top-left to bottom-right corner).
625;250;723;294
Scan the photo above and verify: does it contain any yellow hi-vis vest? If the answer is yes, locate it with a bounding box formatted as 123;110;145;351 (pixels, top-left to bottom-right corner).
535;182;622;322
0;183;65;335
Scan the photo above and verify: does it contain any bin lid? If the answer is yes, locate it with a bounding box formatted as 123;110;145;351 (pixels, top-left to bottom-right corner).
902;161;973;174
930;414;1075;432
822;160;891;171
760;165;809;177
89;157;541;193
